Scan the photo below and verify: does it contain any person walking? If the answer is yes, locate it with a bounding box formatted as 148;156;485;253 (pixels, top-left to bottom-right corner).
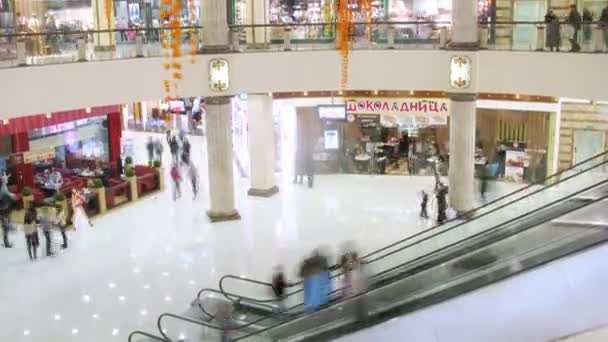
420;190;429;219
40;206;54;257
567;4;582;52
436;184;448;224
55;204;67;249
0;192;13;248
181;136;191;166
154;138;164;162
271;266;289;312
23;206;39;261
170;162;182;201
146;136;155;166
545;9;561;51
188;163;199;199
600;5;608;49
582;8;593;42
169;136;180;165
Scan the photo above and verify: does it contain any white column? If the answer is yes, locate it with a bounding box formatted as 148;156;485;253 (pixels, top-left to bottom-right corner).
246;0;269;47
201;0;230;51
247;94;278;197
451;0;478;47
205;96;240;222
448;96;477;214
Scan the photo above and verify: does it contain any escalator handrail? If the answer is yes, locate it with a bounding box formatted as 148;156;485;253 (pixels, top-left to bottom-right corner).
157;312;223;341
231;181;608;340
216;151;608;303
128;330;166;342
197;287;275;320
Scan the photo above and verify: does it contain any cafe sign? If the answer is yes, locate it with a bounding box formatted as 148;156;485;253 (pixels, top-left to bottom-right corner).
24;148;55;163
346;98;450;116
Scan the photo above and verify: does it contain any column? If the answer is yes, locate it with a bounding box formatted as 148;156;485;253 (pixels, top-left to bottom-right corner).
451;0;478;49
12;131;33;191
205;96;240;222
448;0;478;213
448;96;477;214
93;0;115;50
107;112;123;173
247;94;278;197
245;0;270;47
200;0;230;52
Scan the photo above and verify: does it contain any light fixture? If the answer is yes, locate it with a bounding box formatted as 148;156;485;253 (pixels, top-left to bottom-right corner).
71;329;79;335
409;90;414;96
338;90;343;96
45;113;52;119
2;119;8;125
118;296;126;302
303;91;309;96
139;310;148;316
92;314;100;319
179;333;186;340
164;296;172;302
107;282;116;289
54;314;62;321
162;272;170;277
268;92;273;97
143;284;151;290
515;94;521;100
188;280;196;285
23;330;31;336
133;267;141;274
85;107;91;113
112;329;120;336
372;90;379;95
82;295;91;303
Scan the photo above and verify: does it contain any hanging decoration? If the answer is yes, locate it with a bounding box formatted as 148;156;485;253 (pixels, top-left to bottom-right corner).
187;0;198;63
160;0;184;100
336;0;372;91
104;0;113;43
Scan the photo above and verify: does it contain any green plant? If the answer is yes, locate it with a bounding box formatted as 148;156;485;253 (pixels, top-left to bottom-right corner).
153;160;162;168
93;179;104;188
22;187;32;196
125;156;133;165
54;192;65;202
125;168;135;178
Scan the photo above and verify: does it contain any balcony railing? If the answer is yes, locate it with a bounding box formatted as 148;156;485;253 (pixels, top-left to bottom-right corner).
0;21;606;69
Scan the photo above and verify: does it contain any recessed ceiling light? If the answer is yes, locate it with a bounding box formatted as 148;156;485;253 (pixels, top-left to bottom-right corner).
188;280;196;285
92;314;100;319
118;296;126;302
71;329;79;335
54;314;62;321
112;329;119;336
82;295;91;303
107;282;116;289
143;284;151;290
164;296;172;302
139;310;148;316
23;330;31;336
133;267;141;274
303;91;308;96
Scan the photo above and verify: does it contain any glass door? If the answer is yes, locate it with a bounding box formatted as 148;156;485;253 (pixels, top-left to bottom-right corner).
513;0;546;50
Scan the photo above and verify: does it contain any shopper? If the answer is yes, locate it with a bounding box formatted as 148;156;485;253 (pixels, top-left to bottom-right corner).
23;206;39;261
170;162;182;201
601;5;608;48
545;9;560;51
567;5;582;52
271;265;289;313
583;8;593;42
170;136;180;164
72;189;92;230
420;190;429;219
39;206;54;257
188;163;199;199
154;138;164;162
0;192;13;248
181;136;191;166
146;136;155;165
436;184;448;224
55;205;67;249
480;162;490;201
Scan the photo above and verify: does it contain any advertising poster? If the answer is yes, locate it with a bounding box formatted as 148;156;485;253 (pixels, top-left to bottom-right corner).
505;150;526;182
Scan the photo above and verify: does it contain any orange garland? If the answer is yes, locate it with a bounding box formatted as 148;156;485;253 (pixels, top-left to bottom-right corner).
336;0;372;91
104;0;113;43
160;0;184;100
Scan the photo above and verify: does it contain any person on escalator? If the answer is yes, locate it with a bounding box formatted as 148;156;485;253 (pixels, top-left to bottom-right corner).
272;265;289;313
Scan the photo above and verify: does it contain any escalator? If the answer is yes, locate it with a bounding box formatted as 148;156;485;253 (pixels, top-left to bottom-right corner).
135;151;608;342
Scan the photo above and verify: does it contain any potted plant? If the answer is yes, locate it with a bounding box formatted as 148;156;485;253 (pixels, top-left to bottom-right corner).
22;186;34;209
92;178;107;214
125;167;138;201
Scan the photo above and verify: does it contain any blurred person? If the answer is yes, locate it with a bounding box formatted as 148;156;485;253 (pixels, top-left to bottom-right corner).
54;204;67;249
39;206;54;257
154;138;164;162
146;136;155;165
0;193;13;248
181;136;191;166
72;189;92;230
272;265;289;312
583;8;593;42
300;249;330;312
420;190;429;219
170;136;180;164
436;183;448;224
217;302;235;342
49;168;63;190
601;5;608;48
545;9;561;51
170;162;182;201
188;163;199;199
567;5;582;52
480;161;490;201
23;205;39;261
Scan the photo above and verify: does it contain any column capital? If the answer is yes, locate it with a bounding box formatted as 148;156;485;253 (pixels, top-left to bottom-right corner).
447;93;478;102
206;96;232;105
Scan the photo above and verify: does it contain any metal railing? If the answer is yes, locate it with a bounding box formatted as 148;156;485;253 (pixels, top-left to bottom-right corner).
1;21;605;69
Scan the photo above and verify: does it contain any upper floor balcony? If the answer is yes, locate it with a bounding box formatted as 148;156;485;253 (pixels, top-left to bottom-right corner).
0;21;607;116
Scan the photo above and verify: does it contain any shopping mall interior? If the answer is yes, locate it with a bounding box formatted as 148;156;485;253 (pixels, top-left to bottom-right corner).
1;0;608;341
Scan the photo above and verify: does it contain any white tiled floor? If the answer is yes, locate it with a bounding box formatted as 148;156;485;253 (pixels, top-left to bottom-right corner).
0;131;487;342
0;130;603;342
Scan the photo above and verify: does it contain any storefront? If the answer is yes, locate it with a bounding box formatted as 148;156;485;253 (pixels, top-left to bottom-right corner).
0;105;122;192
122;97;204;135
